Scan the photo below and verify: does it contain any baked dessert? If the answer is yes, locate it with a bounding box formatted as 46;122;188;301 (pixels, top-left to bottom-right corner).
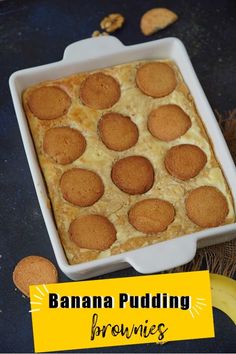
22;59;235;265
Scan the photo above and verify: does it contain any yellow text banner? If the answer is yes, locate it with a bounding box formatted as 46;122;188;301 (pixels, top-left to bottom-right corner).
30;270;214;352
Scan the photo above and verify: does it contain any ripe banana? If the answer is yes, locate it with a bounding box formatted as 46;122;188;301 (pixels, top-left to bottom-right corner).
210;273;236;325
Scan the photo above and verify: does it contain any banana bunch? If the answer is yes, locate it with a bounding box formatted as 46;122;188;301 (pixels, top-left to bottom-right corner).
210;273;236;325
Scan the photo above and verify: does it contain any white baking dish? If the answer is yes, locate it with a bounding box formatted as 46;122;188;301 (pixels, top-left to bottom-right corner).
9;36;236;280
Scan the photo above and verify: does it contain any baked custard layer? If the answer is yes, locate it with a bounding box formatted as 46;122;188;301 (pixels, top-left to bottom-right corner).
23;60;235;265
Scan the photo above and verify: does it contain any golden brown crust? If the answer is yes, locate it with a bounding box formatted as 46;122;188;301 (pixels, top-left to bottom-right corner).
27;86;71;120
79;72;121;109
43;127;86;164
148;104;191;141
98;112;139;151
129;198;175;233
111;156;154;195
136;62;177;98
164;144;207;180
69;215;117;250
140;8;178;36
60;168;104;207
185;186;229;227
13;256;58;297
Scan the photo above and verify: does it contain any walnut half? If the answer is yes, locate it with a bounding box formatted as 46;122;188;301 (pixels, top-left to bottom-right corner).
100;13;125;33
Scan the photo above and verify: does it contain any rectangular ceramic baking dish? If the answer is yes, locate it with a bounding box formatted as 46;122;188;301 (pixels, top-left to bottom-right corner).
9;36;236;280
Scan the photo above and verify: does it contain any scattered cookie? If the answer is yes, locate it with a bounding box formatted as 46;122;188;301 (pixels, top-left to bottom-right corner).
60;168;104;207
164;144;207;180
100;13;125;33
43;127;86;164
69;214;117;250
129;198;175;233
111;156;154;195
148;104;191;141
27;86;71;120
136;62;177;98
13;256;58;297
185;186;229;227
80;72;121;110
140;8;178;36
98;112;139;151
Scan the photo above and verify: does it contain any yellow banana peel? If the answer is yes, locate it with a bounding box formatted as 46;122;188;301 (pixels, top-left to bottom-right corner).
210;273;236;325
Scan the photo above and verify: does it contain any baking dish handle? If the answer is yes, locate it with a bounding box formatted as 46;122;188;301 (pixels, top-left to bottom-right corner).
63;36;125;62
126;236;197;274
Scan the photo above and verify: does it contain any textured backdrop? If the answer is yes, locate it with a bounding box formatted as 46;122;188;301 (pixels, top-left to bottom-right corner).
0;0;236;352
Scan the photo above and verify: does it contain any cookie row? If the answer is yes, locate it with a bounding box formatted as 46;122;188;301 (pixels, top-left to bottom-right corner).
80;62;174;110
43;103;193;163
27;62;177;121
59;145;207;208
69;186;229;251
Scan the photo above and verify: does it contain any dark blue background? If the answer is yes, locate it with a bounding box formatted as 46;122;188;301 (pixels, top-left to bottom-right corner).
0;0;236;352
